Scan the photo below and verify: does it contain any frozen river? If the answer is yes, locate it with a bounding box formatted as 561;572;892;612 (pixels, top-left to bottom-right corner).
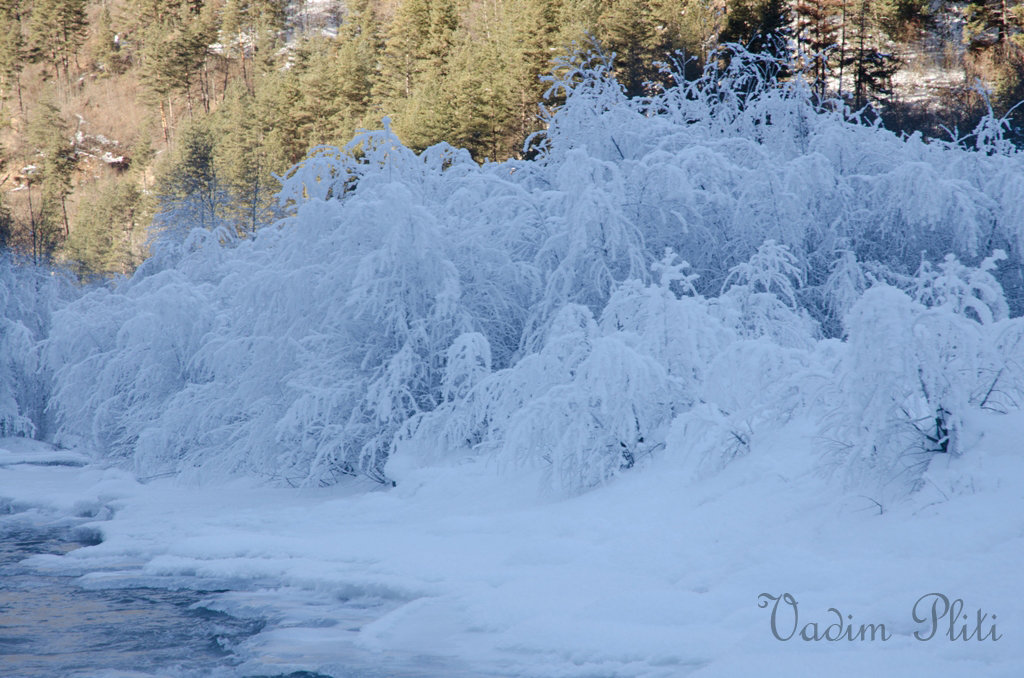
0;517;274;678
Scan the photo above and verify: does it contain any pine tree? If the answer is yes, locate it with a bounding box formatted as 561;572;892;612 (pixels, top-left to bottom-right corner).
443;3;520;160
137;4;213;141
0;3;24;111
254;68;306;167
664;0;725;66
374;0;460;150
156;116;227;235
964;0;1024;118
126;0;181;27
26;0;88;85
842;0;900;109
215;80;277;234
292;36;348;146
793;0;843;99
91;5;124;75
333;0;379;132
375;0;432;103
0;178;12;250
596;0;665;96
721;0;792;60
65;179;148;277
220;0;288;89
509;0;561;142
965;0;1023;52
875;0;928;42
27;94;76;252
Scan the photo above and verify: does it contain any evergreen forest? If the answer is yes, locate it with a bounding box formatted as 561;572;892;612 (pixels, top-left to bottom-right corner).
1;0;1023;277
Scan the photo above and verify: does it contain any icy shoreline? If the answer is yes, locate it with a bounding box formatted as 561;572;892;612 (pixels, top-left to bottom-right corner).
3;424;1022;677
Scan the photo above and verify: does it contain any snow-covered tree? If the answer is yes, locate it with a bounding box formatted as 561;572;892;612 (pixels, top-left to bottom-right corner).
31;46;1024;499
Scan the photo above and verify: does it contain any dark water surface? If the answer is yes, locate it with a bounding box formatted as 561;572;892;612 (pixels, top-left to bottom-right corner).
0;517;268;678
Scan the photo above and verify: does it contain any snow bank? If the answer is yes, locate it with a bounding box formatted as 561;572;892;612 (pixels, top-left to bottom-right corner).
4;412;1023;677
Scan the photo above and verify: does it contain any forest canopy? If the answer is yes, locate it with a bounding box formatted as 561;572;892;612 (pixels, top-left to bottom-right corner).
1;0;1023;276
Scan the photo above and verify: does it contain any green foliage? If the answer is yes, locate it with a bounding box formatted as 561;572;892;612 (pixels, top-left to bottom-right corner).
793;0;842;99
0;0;1018;276
25;0;88;82
214;81;280;233
0;184;12;250
443;12;520;159
721;0;792;59
26;93;76;260
964;0;1024;122
156;115;227;233
0;5;24;104
672;0;727;65
842;0;901;109
137;5;212;105
65;179;149;276
875;0;928;41
91;6;125;75
965;0;1023;52
596;0;666;96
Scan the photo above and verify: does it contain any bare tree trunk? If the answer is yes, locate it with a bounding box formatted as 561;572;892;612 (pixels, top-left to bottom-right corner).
60;195;70;239
838;0;848;97
160;99;170;144
26;183;37;265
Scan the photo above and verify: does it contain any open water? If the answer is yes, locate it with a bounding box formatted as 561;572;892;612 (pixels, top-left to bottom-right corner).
0;517;274;678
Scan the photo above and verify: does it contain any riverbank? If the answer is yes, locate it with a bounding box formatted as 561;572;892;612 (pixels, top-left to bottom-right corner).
3;424;1023;677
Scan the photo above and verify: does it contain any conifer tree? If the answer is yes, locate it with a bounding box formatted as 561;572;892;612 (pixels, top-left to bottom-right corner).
721;0;792;59
375;0;459;150
27;95;76;248
65;179;148;276
964;0;1024;117
91;5;124;75
291;37;349;146
137;3;213;140
216;80;277;234
126;0;181;27
596;0;664;96
0;178;12;250
509;0;561;141
0;3;24;111
794;0;843;99
333;0;379;132
156;116;227;235
375;0;432;103
675;0;726;65
254;68;306;167
220;0;288;89
443;3;520;159
26;0;88;84
875;0;928;42
842;0;900;109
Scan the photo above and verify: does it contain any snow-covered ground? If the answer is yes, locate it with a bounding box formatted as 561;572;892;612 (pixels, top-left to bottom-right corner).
4;412;1022;677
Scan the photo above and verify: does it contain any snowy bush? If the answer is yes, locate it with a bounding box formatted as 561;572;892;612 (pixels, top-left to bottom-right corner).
823;266;1023;494
0;256;71;438
30;46;1024;495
